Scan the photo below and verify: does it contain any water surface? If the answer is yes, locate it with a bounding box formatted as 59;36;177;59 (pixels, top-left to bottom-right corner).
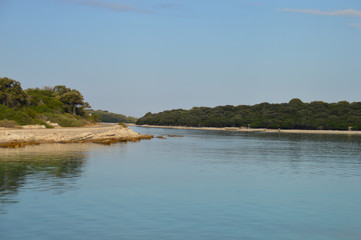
1;127;361;239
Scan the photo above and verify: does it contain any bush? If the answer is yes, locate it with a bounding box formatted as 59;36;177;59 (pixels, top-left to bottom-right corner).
0;119;19;128
119;122;128;128
87;113;101;123
44;113;87;127
0;105;36;125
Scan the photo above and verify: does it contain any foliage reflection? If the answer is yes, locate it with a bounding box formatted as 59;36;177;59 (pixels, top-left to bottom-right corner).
0;144;89;213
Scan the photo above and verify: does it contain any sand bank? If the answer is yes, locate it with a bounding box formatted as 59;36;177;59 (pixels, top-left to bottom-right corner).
131;124;361;135
0;124;153;148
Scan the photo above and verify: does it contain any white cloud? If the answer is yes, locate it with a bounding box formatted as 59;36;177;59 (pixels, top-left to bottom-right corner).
278;8;361;18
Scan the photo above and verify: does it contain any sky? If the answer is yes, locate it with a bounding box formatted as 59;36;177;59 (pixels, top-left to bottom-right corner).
1;0;361;117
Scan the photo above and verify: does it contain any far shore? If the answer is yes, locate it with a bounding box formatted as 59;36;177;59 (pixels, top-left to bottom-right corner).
130;124;361;135
0;123;153;148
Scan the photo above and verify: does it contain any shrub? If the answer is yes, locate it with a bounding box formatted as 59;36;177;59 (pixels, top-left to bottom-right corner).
44;113;87;127
119;122;128;128
0;119;19;128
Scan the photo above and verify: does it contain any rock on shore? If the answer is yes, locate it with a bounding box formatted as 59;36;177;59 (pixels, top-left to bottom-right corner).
0;124;153;148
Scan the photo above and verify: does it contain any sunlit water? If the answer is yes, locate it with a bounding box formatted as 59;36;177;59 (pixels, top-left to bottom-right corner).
1;126;361;240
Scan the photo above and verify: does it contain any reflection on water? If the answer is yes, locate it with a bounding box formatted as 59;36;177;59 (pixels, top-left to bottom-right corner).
134;126;361;157
0;144;92;213
132;126;361;177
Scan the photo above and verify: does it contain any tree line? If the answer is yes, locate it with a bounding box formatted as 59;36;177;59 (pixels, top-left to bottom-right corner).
86;109;137;123
136;98;361;130
0;77;94;127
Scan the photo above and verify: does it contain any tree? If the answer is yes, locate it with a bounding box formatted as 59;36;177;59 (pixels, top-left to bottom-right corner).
53;85;90;116
288;98;303;106
52;85;71;96
25;88;63;112
0;77;27;108
59;90;88;115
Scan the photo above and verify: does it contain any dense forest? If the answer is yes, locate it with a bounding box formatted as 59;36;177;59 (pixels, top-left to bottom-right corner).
0;77;97;127
86;110;137;123
136;98;361;130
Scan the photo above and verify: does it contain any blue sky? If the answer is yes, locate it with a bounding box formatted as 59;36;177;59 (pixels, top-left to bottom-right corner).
1;0;361;117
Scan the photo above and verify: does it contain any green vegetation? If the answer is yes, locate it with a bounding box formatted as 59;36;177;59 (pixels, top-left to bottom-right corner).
0;119;19;128
0;77;96;127
86;109;137;123
118;122;128;128
136;98;361;130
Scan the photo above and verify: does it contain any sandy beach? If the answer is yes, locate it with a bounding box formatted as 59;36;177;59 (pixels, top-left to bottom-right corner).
0;123;153;148
131;124;361;135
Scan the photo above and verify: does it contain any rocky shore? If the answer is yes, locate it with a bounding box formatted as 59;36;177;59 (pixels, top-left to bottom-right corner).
0;124;153;148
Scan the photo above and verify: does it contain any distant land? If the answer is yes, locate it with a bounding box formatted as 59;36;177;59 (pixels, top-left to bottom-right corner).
86;110;137;124
136;99;361;131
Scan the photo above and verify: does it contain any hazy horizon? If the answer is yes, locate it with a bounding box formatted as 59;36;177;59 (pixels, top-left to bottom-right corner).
1;0;360;117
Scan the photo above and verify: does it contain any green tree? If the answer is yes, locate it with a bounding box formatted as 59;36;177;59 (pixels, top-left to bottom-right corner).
53;86;90;116
288;98;303;107
25;88;63;113
0;77;27;108
58;90;89;116
52;85;71;96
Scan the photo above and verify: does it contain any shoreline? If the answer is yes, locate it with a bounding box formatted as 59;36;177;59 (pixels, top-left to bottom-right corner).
130;124;361;135
0;123;153;148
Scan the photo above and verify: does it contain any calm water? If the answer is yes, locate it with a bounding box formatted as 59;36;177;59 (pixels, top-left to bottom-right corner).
1;126;361;240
